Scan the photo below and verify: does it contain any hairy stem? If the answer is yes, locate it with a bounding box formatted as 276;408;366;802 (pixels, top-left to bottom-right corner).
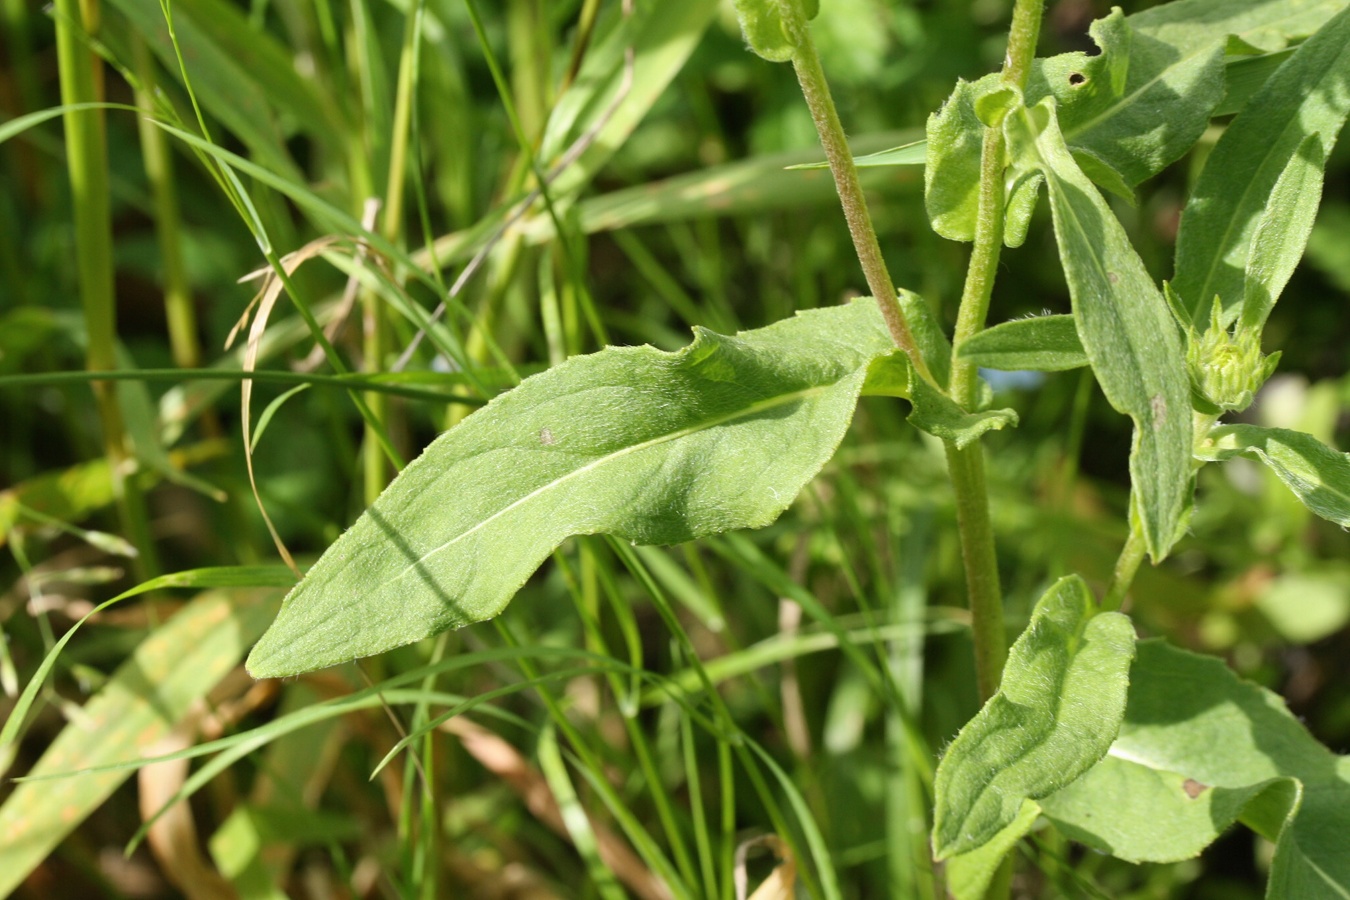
1103;521;1148;613
784;14;929;381
944;442;1007;701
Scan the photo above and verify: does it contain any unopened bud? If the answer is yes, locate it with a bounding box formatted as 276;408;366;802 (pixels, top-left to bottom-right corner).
1187;298;1279;413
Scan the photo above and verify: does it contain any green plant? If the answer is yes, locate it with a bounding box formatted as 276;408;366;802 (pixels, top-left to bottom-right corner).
3;0;1350;896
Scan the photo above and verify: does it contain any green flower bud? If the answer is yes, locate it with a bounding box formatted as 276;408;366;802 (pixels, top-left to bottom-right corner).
732;0;819;63
1186;297;1280;413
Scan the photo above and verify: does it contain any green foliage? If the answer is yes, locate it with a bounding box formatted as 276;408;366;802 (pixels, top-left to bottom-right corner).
248;300;902;677
955;315;1087;372
1195;425;1350;526
731;0;820;62
6;0;1350;896
931;576;1135;859
1041;640;1350;895
1173;4;1350;326
1004;99;1192;562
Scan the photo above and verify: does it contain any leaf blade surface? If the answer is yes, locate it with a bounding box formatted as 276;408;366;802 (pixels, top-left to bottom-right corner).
247;301;901;677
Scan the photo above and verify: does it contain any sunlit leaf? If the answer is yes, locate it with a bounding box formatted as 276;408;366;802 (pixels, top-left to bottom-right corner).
247;300;906;677
1005;100;1191;561
1195;424;1350;526
1173;5;1350;326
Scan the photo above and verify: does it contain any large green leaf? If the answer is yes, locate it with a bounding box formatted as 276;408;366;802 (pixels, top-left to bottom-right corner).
1173;5;1350;326
1039;640;1350;897
931;576;1135;859
1030;0;1349;189
1026;8;1224;191
1004;100;1191;562
1195;424;1350;526
247;301;905;677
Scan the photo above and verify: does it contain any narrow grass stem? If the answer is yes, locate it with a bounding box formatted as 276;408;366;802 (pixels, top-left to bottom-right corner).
1103;523;1148;613
54;0;158;578
784;18;929;382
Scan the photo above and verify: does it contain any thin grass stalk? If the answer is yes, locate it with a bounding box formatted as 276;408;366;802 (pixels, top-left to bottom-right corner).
131;40;195;371
54;0;158;577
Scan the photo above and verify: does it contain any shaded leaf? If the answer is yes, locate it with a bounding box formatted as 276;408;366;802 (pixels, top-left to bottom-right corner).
1173;5;1350;325
247;301;903;677
956;315;1087;372
1195;424;1350;526
932;576;1135;859
1040;640;1350;897
1005;100;1191;561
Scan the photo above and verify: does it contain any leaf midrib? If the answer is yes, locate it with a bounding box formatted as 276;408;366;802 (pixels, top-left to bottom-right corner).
1064;5;1331;148
395;381;838;581
1185;31;1349;313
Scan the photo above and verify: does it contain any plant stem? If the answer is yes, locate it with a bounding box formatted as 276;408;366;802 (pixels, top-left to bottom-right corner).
943;442;1006;701
55;0;158;578
948;127;1008;408
1103;523;1147;613
943;0;1046;707
784;15;929;381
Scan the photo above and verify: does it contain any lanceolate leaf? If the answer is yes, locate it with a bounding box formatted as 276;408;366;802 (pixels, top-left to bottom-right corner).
1039;640;1350;898
1173;5;1350;326
956;315;1087;372
248;301;904;677
1195;425;1350;527
1005;101;1191;562
931;576;1135;859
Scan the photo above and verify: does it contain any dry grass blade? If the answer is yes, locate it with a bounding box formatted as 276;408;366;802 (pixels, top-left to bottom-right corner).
228;237;378;577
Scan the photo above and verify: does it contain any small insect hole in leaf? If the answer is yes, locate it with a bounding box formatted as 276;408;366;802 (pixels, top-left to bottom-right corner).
1068;72;1087;86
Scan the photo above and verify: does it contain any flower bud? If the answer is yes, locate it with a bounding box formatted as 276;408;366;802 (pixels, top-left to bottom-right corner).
1187;298;1280;413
